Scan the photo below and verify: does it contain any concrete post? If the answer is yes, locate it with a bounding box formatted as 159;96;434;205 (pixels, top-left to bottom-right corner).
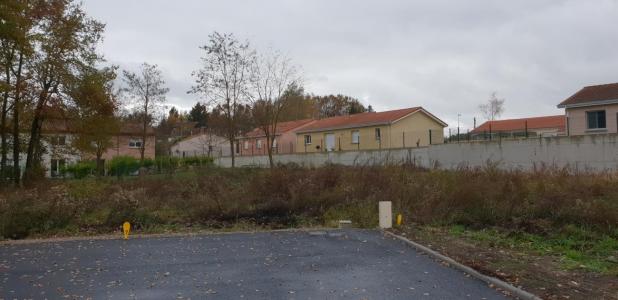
379;201;392;229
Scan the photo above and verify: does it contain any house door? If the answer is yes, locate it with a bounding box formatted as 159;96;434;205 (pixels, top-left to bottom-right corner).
325;133;335;151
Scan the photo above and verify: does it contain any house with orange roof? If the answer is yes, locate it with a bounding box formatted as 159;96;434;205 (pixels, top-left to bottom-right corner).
470;115;566;139
558;82;618;135
295;107;447;152
236;119;316;156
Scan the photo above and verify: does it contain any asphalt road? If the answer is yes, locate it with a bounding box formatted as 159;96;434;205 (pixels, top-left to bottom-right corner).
0;229;509;299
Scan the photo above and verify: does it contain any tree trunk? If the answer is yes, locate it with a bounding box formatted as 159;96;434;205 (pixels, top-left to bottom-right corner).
12;101;19;185
96;153;104;177
229;138;235;168
1;48;14;181
266;134;274;168
12;53;24;185
140;124;146;161
141;105;148;161
24;90;47;181
1;77;9;178
24;116;41;180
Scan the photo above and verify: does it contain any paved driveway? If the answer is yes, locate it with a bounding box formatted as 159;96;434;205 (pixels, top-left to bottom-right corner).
0;229;509;299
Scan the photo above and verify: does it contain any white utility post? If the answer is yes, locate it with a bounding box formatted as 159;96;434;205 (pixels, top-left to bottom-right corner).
379;201;392;229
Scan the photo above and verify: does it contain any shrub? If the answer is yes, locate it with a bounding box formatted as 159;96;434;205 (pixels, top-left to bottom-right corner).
154;156;181;172
0;185;77;239
141;158;155;169
107;156;140;177
181;156;214;167
63;161;97;179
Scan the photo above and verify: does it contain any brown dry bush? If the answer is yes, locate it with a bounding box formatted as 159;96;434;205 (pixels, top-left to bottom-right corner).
1;165;617;239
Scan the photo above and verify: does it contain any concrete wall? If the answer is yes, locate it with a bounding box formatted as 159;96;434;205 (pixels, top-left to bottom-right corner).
216;134;618;172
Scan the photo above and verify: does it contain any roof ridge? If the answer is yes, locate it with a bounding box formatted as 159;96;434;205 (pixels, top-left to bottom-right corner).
315;106;420;120
296;107;429;133
486;115;564;122
583;82;618;88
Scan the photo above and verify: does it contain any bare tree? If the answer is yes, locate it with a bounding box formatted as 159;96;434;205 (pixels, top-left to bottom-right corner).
479;92;505;121
249;50;301;168
190;32;255;168
123;63;169;160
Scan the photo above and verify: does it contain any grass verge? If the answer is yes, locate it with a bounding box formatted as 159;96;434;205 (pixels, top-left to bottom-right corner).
395;224;618;300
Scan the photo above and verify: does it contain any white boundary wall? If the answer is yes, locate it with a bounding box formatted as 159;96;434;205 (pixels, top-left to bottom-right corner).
215;134;618;172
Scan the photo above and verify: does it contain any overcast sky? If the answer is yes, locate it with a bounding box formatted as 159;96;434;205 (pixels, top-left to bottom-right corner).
82;0;618;130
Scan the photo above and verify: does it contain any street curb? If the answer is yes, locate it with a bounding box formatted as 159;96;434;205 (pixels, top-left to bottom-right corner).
0;227;337;246
384;230;542;300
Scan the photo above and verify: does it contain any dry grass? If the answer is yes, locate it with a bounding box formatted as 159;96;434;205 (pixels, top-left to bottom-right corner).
1;164;617;241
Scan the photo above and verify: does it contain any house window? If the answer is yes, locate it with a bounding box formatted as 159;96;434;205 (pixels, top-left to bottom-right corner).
244;141;249;150
272;138;277;148
128;139;143;148
51;135;66;146
50;159;65;178
304;135;312;145
235;142;240;154
257;139;263;149
587;110;606;130
351;130;360;144
375;128;381;140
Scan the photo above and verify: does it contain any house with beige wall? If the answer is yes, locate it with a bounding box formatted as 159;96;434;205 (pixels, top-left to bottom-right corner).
295;107;447;153
558;82;618;136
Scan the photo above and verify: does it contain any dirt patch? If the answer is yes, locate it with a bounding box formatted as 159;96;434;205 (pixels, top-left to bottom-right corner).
394;225;618;300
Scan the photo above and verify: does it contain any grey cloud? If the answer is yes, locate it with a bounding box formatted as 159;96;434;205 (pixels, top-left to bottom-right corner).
83;0;618;130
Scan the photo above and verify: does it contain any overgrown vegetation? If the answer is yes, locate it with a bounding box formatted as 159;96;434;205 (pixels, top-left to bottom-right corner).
1;165;616;274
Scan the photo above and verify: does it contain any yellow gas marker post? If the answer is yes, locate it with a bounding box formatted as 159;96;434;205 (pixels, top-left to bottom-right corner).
396;214;403;226
123;221;131;240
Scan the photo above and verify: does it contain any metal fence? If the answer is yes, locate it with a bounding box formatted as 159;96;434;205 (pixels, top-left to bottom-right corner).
238;129;444;155
226;126;567;157
297;130;441;153
444;127;561;143
237;141;297;157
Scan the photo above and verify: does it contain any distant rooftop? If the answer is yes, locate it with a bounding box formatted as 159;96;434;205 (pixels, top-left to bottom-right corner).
242;119;315;138
296;107;446;133
471;115;565;134
558;82;618;108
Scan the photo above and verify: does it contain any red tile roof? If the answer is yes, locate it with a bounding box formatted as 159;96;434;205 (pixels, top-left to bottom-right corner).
296;107;444;133
558;82;618;107
243;119;315;138
470;115;565;134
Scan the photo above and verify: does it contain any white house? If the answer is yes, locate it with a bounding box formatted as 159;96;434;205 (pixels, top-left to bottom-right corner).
171;131;230;158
